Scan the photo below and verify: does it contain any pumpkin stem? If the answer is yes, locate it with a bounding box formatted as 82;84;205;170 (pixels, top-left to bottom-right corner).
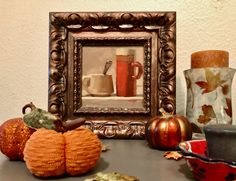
63;118;86;130
159;108;173;118
22;102;37;114
54;118;86;132
22;103;86;132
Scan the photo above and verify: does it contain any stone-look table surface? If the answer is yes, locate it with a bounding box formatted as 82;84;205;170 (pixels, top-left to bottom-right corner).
0;139;195;181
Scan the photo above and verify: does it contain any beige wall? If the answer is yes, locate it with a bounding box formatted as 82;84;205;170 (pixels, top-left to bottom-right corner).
1;0;236;123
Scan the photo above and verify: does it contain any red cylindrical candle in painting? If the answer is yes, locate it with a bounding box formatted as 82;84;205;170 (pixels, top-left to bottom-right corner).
116;49;143;97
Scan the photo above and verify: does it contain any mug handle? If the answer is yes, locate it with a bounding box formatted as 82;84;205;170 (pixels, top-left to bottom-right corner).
131;61;143;79
82;76;92;95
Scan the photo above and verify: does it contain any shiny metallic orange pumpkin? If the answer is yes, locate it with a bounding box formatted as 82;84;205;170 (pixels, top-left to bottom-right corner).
145;109;192;150
0;118;35;160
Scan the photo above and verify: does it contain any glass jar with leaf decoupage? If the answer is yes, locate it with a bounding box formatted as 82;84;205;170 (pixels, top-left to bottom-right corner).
184;50;235;133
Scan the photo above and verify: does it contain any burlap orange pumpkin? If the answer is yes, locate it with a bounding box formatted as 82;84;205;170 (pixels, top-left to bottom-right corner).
23;127;102;177
0;118;35;160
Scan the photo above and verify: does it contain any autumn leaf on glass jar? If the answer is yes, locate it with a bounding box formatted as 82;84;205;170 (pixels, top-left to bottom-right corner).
202;105;216;118
197;105;216;124
198;115;211;124
185;76;191;89
222;85;229;95
224;98;232;118
185;76;195;108
195;69;225;94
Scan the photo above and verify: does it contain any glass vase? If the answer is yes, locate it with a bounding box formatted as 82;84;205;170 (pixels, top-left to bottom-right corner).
184;68;235;132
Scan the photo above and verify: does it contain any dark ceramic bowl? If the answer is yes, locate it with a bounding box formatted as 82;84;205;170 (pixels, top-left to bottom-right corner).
203;124;236;162
178;140;236;181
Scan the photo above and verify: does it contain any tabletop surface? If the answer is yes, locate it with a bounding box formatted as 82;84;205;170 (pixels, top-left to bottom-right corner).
0;139;195;181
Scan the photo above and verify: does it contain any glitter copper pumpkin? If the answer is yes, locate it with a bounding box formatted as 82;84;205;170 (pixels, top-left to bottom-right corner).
0;118;35;160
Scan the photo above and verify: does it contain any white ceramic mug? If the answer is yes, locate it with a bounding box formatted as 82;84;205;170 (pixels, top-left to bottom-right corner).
82;74;114;96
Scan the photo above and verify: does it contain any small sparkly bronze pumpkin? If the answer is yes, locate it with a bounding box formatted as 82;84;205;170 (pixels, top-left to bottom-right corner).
0;118;35;160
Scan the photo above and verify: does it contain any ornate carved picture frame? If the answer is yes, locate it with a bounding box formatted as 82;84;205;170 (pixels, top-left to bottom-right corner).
48;12;176;139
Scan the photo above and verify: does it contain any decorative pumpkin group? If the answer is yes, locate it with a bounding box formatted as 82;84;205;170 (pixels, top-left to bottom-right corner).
0;103;192;177
145;108;192;150
0;103;102;178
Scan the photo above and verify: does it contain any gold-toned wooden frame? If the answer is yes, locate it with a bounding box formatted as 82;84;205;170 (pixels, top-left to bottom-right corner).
48;12;176;139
